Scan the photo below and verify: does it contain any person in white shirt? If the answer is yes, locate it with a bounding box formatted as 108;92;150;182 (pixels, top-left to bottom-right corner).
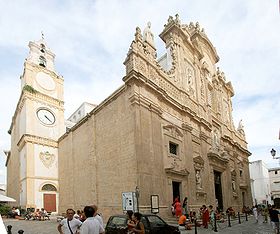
91;205;104;227
58;208;82;234
80;206;104;234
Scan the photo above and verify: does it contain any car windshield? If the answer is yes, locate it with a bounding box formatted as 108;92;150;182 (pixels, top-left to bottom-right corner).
147;215;166;227
108;216;127;227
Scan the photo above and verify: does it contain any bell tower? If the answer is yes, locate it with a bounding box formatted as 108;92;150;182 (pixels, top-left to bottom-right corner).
7;35;65;212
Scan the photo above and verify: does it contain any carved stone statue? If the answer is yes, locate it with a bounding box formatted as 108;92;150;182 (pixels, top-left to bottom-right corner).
196;170;202;189
143;22;155;47
213;129;220;148
237;119;244;131
232;180;236;191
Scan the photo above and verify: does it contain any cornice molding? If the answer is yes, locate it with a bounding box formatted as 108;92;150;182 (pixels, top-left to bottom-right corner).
17;134;58;151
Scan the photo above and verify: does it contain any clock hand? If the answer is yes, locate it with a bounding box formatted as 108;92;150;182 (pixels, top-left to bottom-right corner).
44;115;52;122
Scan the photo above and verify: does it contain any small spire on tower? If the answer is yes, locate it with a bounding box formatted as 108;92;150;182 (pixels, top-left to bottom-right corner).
41;31;45;40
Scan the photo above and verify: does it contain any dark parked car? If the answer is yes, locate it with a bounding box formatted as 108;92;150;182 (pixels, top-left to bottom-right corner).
105;214;180;234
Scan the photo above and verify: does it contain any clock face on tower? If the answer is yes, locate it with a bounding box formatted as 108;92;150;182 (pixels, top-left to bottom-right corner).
37;108;56;125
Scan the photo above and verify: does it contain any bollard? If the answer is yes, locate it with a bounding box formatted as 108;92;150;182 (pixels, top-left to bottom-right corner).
7;225;12;234
18;230;24;234
213;213;218;232
238;212;241;224
194;218;197;234
245;212;248;221
228;213;231;227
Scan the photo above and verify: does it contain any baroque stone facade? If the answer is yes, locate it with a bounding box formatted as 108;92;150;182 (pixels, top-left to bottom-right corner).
58;15;252;219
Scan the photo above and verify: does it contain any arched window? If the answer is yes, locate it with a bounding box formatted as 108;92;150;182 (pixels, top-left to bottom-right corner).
42;184;57;191
39;56;47;67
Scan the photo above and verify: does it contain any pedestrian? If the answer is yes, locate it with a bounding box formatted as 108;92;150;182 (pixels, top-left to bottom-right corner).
270;205;280;234
91;205;104;227
262;206;268;223
126;210;135;234
173;197;182;218
202;205;209;229
58;208;82;234
182;197;188;215
209;205;215;230
80;206;104;234
132;212;145;234
253;205;258;223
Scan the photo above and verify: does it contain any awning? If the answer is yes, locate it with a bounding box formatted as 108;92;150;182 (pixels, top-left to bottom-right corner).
0;194;16;202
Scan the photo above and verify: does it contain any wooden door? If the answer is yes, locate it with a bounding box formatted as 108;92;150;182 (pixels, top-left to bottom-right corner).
43;194;56;212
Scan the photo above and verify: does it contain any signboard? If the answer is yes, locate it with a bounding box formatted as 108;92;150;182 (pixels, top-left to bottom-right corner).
151;195;159;214
122;192;138;212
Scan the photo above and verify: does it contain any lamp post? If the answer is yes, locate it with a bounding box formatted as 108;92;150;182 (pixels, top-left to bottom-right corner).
135;186;140;212
271;148;279;165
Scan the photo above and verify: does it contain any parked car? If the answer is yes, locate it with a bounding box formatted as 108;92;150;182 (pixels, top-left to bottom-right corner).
105;214;180;234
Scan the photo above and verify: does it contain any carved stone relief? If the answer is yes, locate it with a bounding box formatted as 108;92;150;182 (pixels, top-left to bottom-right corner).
39;151;55;168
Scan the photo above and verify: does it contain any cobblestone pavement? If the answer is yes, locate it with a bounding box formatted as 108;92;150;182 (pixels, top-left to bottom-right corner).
180;215;274;234
4;217;58;234
3;215;275;234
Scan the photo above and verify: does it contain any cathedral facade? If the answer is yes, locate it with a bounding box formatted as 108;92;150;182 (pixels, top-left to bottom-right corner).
58;16;252;218
6;15;252;218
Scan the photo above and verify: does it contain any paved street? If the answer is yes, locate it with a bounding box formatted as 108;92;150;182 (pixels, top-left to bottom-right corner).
3;215;275;234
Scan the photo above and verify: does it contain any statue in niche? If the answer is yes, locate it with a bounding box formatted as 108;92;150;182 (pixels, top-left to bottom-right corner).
212;129;220;148
224;102;230;123
143;22;155;47
200;74;205;99
232;179;236;192
187;68;195;96
196;170;202;189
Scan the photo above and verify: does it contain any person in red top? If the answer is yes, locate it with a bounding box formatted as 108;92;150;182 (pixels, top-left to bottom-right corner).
202;205;209;228
173;197;182;218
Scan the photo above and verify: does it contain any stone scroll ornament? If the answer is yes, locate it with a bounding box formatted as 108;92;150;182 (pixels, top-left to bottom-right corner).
39;151;55;168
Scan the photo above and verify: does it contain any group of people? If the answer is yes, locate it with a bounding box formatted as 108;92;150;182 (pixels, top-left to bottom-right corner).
25;208;49;221
57;205;104;234
252;204;280;233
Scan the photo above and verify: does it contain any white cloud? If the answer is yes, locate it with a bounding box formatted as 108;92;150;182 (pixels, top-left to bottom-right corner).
0;0;280;185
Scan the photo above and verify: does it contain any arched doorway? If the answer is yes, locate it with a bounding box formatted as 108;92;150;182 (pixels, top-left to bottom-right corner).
41;184;57;212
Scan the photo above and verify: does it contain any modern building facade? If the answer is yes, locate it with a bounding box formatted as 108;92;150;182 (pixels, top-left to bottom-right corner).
58;15;252;219
269;167;280;207
249;160;272;205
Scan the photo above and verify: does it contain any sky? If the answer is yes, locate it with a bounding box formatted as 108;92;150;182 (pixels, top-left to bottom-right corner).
0;0;279;184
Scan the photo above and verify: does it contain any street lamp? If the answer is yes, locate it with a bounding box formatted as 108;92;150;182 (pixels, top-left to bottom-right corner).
271;148;277;158
135;186;140;212
271;148;280;166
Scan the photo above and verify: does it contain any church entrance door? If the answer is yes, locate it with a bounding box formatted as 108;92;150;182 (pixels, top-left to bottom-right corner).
172;181;181;201
214;171;223;211
43;194;56;212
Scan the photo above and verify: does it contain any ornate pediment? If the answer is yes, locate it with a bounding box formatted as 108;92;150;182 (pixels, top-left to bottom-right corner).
193;155;204;170
163;124;183;138
207;150;229;169
165;167;189;177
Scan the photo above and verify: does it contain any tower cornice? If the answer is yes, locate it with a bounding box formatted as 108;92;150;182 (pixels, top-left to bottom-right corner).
17;134;58;151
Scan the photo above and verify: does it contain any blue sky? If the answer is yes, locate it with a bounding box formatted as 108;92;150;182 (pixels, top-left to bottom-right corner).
0;0;280;184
